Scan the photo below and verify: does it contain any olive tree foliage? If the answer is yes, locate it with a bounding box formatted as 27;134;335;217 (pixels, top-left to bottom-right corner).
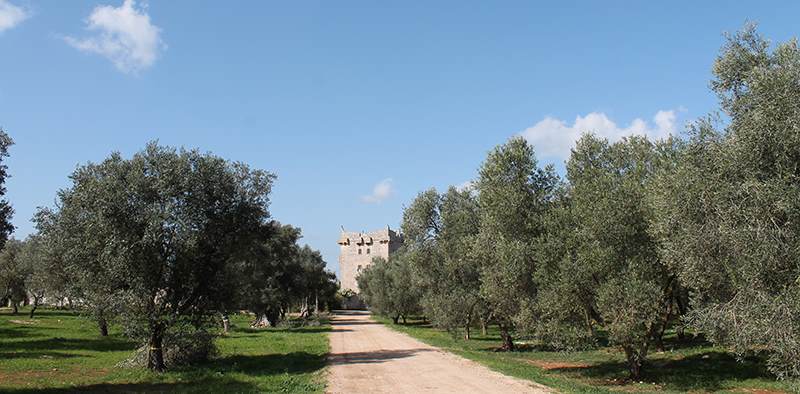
650;26;800;381
295;246;339;318
402;186;486;339
535;134;678;379
18;235;59;318
0;129;15;310
233;222;299;328
0;240;26;314
235;222;338;328
35;205;120;335
474;137;559;350
0;129;14;250
39;142;275;372
357;254;421;324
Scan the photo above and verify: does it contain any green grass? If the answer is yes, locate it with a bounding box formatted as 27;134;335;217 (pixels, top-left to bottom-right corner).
0;307;330;393
373;315;794;393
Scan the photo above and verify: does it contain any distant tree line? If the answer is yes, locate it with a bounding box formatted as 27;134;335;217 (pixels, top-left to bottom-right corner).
0;141;338;372
358;26;800;382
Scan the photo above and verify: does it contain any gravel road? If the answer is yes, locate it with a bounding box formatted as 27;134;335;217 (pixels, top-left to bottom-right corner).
326;310;552;393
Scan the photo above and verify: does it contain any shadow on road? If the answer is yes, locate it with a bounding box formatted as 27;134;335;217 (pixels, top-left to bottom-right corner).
328;348;434;366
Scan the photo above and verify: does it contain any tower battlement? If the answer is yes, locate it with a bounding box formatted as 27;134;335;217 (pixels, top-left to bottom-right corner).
338;226;403;293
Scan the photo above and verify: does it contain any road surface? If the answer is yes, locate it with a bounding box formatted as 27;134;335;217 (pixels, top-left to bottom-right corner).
326;310;551;393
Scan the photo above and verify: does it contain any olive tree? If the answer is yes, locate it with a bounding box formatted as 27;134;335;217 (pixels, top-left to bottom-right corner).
43;142;274;371
539;134;678;379
474;137;559;350
19;235;53;318
357;254;421;324
238;222;302;327
402;186;486;339
0;240;26;314
650;26;800;381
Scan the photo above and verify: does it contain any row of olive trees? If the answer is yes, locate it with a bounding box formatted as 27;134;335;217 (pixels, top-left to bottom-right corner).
359;26;800;382
1;141;338;372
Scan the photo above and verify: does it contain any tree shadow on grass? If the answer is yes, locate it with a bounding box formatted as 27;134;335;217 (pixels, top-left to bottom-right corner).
209;351;327;376
0;336;136;360
5;380;260;393
0;351;80;359
4;352;327;393
232;326;331;335
0;337;136;353
549;351;775;392
0;324;60;338
1;309;79;319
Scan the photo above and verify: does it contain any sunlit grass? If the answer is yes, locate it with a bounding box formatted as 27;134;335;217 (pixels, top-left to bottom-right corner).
0;307;329;393
374;315;793;393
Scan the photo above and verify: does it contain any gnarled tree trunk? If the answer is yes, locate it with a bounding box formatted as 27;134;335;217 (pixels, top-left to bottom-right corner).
252;308;280;328
29;292;44;318
147;326;166;372
499;325;515;351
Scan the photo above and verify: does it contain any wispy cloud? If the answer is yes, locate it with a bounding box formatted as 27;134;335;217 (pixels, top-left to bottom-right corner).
0;0;29;33
64;0;164;74
361;178;394;204
520;109;679;161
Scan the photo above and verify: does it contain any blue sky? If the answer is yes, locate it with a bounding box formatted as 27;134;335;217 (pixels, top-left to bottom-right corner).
1;1;798;274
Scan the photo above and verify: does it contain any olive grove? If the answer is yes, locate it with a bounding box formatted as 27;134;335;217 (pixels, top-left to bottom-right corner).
360;26;800;383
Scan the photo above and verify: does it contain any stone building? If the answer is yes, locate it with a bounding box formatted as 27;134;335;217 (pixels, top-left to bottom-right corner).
337;226;403;293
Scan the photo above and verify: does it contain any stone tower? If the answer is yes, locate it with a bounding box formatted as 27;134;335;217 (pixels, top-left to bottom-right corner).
338;226;403;293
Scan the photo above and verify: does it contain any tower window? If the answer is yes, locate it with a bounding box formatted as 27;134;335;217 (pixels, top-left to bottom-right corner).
358;248;362;255
366;248;370;254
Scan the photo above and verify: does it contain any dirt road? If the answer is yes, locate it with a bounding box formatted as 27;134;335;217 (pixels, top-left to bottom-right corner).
326;311;551;393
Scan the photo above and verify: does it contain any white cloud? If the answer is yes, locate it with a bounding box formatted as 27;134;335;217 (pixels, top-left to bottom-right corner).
520;109;678;160
456;180;474;192
64;0;164;74
0;0;29;33
361;178;394;204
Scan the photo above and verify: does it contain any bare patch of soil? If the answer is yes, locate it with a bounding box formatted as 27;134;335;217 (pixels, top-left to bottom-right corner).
526;359;590;370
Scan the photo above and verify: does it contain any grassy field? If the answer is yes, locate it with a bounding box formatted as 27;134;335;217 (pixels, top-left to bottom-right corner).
0;307;330;393
374;315;794;393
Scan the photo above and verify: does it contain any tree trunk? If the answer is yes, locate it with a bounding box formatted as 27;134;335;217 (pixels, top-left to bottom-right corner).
480;319;488;336
300;297;309;319
402;315;406;324
252;309;280;328
464;324;471;340
654;280;677;351
147;328;166;372
11;302;17;315
314;293;319;315
675;293;688;341
222;313;230;334
623;346;644;380
392;315;400;324
584;308;595;337
29;297;40;318
98;316;109;337
499;326;515;351
654;305;672;352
